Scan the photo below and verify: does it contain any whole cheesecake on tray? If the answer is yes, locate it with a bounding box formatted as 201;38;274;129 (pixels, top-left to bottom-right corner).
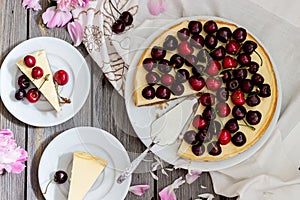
133;18;278;161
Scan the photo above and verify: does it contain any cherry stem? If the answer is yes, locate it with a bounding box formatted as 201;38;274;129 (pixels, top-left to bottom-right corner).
59;96;71;104
38;74;50;90
108;0;122;15
241;119;255;131
254;50;263;66
43;178;54;194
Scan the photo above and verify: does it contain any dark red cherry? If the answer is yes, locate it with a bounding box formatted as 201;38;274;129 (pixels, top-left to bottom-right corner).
24;55;36;67
15;89;26;100
216;102;231;118
192;144;205;156
246;93;261;107
188;20;202;35
185;55;198;67
26;88;41;103
158;59;171;73
161;74;175;86
226;40;240;55
206;60;221;76
197;49;209;62
233;27;247;42
143;58;156;71
163;35;178;51
112;19;126;34
190;35;204;48
178;41;194;56
225;118;239;133
183;130;199;145
188;76;205;91
259;84;271;97
220;71;231;83
170;54;184;68
216;27;232;43
251;74;264;86
177;28;190;41
216;87;229;102
222;56;238;69
156;86;171;99
206;77;222;91
237;53;251;65
142;86;155;100
242;40;257;54
205;34;218;49
233;69;247;80
226;78;240;91
202;106;216;121
232;105;247;120
151;46;166;60
248;62;259;74
119;11;133;26
204;20;218;34
210;46;226;61
208;141;222;156
176;69;190;83
192;115;208;130
54;170;68;184
199;93;215;106
18;75;30;89
231;132;246;147
240;79;254;93
192;64;205;77
146;72;160;85
246;110;262;125
171;83;184;96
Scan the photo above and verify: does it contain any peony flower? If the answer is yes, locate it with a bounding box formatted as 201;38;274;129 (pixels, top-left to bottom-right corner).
70;0;89;8
57;0;72;12
42;6;72;28
129;185;150;196
185;170;202;184
0;130;28;174
147;0;166;16
22;0;41;11
67;21;84;46
159;177;185;200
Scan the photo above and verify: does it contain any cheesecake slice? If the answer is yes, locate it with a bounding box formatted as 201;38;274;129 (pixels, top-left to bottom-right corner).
68;151;107;200
16;50;61;112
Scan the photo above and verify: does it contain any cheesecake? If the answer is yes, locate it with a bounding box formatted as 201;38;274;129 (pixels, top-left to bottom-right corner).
68;151;107;200
16;50;61;112
133;19;278;161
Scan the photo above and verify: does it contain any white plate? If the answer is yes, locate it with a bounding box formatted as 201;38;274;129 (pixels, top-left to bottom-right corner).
38;127;131;200
125;16;282;171
0;37;90;127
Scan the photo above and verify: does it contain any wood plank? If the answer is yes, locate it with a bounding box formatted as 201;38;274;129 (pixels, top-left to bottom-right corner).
0;0;27;199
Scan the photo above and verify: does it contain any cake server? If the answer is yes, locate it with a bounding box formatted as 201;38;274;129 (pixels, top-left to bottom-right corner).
117;97;198;184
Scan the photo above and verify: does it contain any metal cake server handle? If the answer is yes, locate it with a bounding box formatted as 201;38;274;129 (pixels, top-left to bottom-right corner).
117;98;198;184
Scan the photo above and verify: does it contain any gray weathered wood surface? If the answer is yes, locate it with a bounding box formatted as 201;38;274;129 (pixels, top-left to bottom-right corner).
0;1;237;200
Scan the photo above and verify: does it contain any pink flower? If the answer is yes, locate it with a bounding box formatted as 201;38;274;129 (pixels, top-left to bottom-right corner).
185;170;202;184
57;0;72;12
67;21;84;46
0;130;28;174
42;6;72;28
147;0;166;16
22;0;41;11
159;177;185;200
71;0;89;8
129;185;150;196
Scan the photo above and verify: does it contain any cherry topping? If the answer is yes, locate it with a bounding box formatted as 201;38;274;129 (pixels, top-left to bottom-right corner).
204;20;218;34
188;21;202;35
232;27;247;42
161;74;175;86
163;35;178;51
18;75;30;89
246;110;262;125
171;83;184;96
240;79;254;93
188;76;205;91
210;46;226;61
26;88;41;103
199;93;215;106
53;70;69;86
220;71;231;83
225;118;239;133
143;58;156;71
183;130;199;145
246;93;261;107
232;105;247;120
242;40;257;54
142;86;155;100
151;46;166;60
146;72;160;85
158;59;171;73
233;69;247;80
208;141;222;156
226;78;240;91
184;55;198;67
206;77;222;91
192;115;208;130
112;19;126;34
231;132;246;147
216;87;229;102
231;90;246;105
190;35;205;48
218;129;231;145
222;56;238;69
202;106;216;121
226;40;240;55
205;34;218;49
15;89;26;100
177;28;190;41
248;62;259;74
31;66;44;79
24;55;36;68
216;27;232;43
156;86;171;99
237;53;251;65
178;41;194;56
259;84;271;97
170;54;184;68
192;144;205;156
192;64;205;76
216;102;231;118
197;49;209;62
176;69;190;83
206;60;221;76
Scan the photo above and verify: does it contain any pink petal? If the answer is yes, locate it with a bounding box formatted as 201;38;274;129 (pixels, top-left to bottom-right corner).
148;0;166;16
185;170;202;184
159;177;185;200
67;21;84;46
129;185;150;196
9;162;26;174
0;129;13;137
17;149;28;162
22;0;41;11
42;6;72;29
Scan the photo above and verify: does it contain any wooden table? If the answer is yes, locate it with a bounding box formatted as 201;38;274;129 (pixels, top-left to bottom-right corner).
0;1;237;200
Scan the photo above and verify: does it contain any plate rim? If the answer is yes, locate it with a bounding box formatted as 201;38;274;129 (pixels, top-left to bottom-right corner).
0;36;91;127
124;16;282;171
38;126;132;200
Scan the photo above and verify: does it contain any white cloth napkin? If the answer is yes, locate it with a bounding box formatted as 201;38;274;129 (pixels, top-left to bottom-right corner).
73;0;300;199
